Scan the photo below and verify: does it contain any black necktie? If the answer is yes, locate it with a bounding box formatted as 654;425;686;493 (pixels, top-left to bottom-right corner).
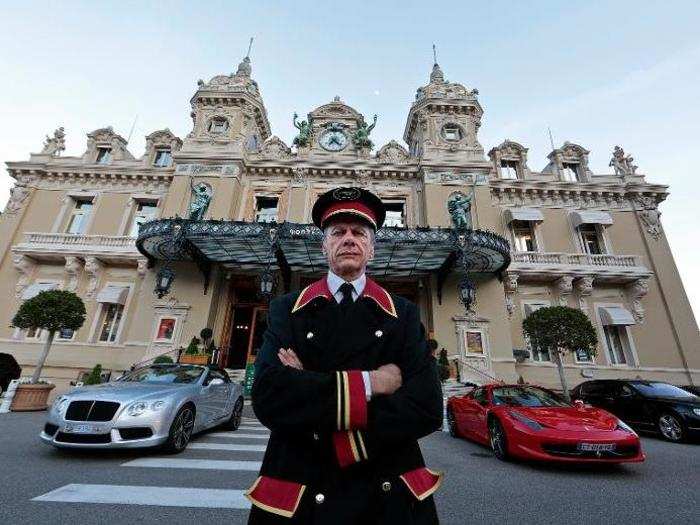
339;282;354;312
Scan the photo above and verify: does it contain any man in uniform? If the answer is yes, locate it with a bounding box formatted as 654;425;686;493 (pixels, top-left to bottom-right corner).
246;187;443;524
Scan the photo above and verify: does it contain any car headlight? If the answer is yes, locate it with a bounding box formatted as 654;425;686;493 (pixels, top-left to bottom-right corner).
126;400;166;416
615;419;637;434
508;410;543;431
692;408;700;417
52;396;68;414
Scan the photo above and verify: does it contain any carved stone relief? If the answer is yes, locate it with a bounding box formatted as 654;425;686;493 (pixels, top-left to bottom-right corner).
575;276;594;313
64;256;83;292
555;275;574;306
84;256;105;298
635;196;662;240
503;272;519;318
626;278;649;324
12;254;36;297
4;183;31;215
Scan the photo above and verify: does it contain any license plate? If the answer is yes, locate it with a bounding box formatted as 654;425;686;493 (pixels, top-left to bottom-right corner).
65;424;102;434
578;443;615;452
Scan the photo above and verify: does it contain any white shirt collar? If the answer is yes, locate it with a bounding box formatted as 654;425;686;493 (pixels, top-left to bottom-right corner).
327;270;366;302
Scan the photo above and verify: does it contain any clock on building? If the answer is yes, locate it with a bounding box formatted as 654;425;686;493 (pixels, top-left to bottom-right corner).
319;127;348;151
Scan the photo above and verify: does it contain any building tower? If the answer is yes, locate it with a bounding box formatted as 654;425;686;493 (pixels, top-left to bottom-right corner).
403;61;485;164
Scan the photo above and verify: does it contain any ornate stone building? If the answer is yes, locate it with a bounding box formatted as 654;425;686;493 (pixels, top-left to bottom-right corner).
1;56;698;395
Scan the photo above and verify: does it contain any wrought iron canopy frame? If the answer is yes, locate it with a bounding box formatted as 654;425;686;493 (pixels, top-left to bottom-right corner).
136;218;511;298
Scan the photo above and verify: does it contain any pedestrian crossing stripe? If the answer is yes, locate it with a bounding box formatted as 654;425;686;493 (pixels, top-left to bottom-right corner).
33;484;251;509
236;426;269;432
205;432;269;439
188;442;267;452
121;458;262;471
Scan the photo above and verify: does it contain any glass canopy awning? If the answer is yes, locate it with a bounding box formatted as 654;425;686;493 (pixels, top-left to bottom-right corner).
136;218;511;299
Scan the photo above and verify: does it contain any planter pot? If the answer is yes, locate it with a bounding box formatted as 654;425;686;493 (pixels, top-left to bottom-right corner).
11;383;55;412
179;354;210;365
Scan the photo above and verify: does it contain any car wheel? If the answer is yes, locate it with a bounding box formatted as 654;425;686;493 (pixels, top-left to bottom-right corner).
658;413;684;442
489;418;509;461
224;398;244;431
162;405;195;454
447;408;457;438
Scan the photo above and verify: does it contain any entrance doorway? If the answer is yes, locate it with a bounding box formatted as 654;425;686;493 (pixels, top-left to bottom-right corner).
219;279;269;370
224;305;268;369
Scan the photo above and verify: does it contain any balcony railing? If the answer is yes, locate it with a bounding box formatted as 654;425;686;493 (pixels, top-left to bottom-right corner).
510;251;650;282
13;232;140;260
512;252;641;267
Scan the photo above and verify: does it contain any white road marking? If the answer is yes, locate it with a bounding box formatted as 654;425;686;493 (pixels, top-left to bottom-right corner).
188;442;267;452
205;432;268;439
32;484;251;509
237;426;269;432
121;458;262;471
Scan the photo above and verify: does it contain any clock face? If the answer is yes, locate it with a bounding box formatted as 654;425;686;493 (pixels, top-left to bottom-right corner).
319;130;348;151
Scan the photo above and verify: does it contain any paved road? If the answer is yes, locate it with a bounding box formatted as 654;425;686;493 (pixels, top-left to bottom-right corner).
0;409;698;524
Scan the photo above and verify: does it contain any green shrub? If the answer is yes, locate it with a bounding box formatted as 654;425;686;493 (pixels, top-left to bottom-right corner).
185;336;201;355
83;364;103;385
153;355;174;364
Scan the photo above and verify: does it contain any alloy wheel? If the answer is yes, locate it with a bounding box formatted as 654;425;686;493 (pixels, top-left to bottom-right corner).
658;414;683;442
172;407;194;450
489;419;508;460
231;399;243;430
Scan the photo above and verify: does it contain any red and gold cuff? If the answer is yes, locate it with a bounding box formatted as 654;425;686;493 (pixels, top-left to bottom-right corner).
399;467;443;501
333;430;369;468
335;370;367;431
245;476;306;518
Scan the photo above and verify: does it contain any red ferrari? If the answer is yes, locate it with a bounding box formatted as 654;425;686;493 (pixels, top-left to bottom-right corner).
446;384;645;463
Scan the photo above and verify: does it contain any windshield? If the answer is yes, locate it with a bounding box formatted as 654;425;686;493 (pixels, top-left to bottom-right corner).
630;382;697;399
118;365;204;384
492;386;570;407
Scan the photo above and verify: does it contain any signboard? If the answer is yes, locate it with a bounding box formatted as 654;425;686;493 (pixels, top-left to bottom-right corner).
244;363;256;396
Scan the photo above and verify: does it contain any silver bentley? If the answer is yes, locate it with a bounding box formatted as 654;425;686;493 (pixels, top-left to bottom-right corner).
40;363;244;453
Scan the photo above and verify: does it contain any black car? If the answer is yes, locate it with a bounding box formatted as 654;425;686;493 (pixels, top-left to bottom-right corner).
571;379;700;442
0;353;21;393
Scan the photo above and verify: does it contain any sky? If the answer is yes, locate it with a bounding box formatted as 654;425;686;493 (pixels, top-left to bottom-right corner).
1;1;699;322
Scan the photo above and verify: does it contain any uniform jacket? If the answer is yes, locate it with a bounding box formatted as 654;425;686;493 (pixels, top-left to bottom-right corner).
247;276;443;524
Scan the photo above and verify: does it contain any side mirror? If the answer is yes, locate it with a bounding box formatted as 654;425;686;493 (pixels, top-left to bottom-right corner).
208;378;225;387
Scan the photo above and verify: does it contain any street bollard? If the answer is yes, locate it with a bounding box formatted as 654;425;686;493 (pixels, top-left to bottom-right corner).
0;379;20;413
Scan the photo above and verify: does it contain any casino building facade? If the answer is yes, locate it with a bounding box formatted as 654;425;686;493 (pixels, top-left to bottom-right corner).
1;56;698;395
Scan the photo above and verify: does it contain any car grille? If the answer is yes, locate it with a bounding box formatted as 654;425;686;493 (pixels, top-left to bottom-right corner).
542;443;640;459
44;423;59;436
118;427;153;440
65;401;120;422
55;432;112;444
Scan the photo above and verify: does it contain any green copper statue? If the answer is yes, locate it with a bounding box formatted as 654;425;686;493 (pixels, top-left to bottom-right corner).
447;191;473;229
292;112;313;148
352;114;377;149
189;180;212;221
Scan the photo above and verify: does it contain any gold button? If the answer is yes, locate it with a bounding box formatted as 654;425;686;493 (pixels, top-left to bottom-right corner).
382;481;391;492
315;493;325;504
307;332;314;339
375;330;383;337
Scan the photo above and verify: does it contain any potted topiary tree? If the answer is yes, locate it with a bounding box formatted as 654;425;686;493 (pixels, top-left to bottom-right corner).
179;336;209;365
10;290;86;410
437;348;451;383
83;364;103;386
522;306;597;402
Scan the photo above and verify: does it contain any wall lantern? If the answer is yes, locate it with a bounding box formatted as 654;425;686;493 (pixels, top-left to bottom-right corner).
155;265;175;298
259;270;275;299
459;276;476;312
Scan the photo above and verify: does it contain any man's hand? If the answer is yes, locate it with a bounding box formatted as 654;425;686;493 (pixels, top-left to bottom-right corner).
278;348;304;370
369;363;402;396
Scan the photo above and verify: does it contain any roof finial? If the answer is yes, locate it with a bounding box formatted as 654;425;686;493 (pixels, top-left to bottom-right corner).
246;37;254;58
433;43;437;65
430;44;444;84
235;37;253;78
